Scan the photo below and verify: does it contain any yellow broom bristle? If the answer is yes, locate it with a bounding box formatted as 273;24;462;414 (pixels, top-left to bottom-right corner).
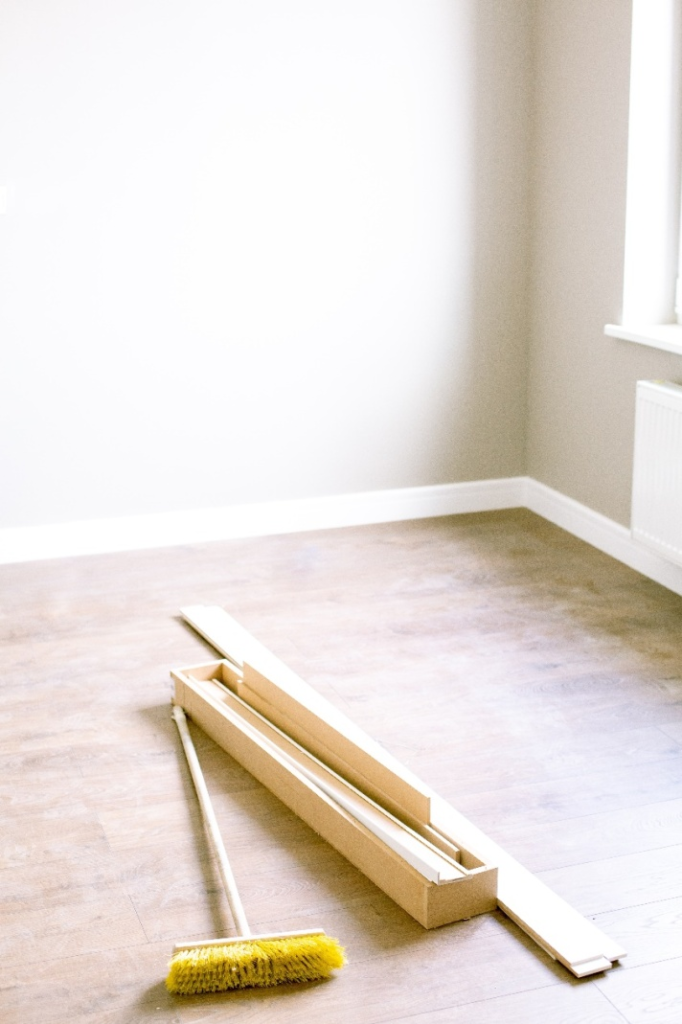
166;933;347;995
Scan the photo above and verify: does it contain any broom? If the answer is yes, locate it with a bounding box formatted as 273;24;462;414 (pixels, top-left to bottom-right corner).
167;703;346;995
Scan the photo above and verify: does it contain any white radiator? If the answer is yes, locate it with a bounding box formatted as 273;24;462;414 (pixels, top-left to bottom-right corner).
632;379;682;566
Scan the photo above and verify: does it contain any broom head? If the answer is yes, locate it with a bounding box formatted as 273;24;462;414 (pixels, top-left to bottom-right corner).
166;929;346;995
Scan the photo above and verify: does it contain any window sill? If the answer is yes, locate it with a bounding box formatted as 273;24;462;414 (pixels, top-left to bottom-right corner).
604;323;682;356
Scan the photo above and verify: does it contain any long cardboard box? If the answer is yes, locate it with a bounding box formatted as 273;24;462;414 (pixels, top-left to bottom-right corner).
172;660;498;929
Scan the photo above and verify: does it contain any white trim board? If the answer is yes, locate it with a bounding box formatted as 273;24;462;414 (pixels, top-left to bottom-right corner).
2;476;682;599
525;478;682;598
0;477;525;565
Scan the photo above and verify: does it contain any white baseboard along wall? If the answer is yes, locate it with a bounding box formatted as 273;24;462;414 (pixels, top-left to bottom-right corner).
2;476;682;599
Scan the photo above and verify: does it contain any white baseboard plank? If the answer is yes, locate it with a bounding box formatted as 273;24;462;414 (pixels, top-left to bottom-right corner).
0;477;525;565
2;475;682;600
525;479;682;599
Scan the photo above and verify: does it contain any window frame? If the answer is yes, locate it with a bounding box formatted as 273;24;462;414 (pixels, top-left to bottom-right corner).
605;0;682;355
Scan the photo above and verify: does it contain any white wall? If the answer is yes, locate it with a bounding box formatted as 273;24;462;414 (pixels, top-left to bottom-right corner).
0;0;531;529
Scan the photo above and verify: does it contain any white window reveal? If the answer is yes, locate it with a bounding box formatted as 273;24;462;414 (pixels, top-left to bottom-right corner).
605;0;682;355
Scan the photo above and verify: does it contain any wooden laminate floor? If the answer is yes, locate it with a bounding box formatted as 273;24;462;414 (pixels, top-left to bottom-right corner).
2;508;682;1023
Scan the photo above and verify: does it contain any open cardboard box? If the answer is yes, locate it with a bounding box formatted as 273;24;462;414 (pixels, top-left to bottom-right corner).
172;658;498;929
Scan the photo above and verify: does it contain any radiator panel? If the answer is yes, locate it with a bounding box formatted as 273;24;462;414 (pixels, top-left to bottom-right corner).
632;380;682;566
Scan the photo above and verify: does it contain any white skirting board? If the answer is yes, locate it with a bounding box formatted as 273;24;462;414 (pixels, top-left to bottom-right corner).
2;476;682;598
0;478;524;564
524;479;682;599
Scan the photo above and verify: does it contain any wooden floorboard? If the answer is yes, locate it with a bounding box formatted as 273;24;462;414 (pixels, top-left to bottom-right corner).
1;508;681;1022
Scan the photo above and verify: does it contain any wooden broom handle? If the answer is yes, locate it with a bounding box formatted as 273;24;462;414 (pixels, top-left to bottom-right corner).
172;704;251;937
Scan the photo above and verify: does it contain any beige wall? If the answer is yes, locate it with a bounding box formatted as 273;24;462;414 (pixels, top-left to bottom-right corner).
0;0;531;529
527;0;682;526
6;1;670;536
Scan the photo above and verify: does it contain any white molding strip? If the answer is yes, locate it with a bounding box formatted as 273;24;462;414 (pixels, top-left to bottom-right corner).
0;477;525;565
2;475;682;599
525;478;682;599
